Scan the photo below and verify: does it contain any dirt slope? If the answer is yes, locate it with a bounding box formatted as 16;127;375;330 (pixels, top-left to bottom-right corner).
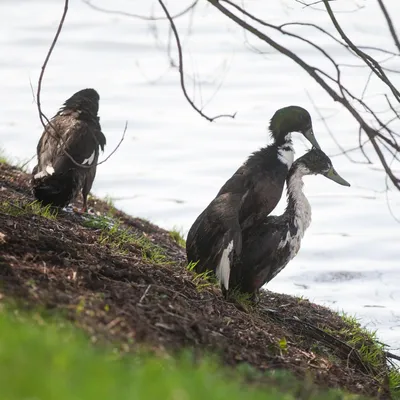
0;163;394;399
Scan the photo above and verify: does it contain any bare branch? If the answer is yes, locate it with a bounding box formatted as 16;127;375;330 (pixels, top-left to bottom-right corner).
376;0;400;53
322;0;400;102
36;0;69;133
305;91;367;164
157;0;235;122
82;0;199;21
207;0;400;190
35;0;126;171
83;0;400;191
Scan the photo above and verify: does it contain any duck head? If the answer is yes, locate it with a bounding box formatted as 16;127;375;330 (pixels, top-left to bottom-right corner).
269;106;320;149
61;88;100;116
292;148;350;186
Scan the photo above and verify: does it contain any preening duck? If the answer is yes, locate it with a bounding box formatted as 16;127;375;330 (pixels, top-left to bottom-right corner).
227;148;350;302
31;88;106;212
186;106;321;291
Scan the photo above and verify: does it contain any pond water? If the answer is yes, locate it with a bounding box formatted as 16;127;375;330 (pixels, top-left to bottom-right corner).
1;0;399;356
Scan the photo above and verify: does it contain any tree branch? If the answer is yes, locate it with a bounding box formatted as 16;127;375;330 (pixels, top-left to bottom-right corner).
376;0;400;53
36;0;126;171
82;0;199;21
207;0;400;190
157;0;236;122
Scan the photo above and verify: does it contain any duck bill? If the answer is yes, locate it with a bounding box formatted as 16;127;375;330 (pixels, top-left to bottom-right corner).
323;167;351;187
303;127;321;150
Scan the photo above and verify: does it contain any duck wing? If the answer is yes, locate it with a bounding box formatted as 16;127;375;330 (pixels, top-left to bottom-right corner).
230;218;287;294
186;192;243;290
35;112;103;177
217;146;289;227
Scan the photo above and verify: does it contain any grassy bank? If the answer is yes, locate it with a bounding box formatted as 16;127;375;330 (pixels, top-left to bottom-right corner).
0;160;399;399
0;307;370;400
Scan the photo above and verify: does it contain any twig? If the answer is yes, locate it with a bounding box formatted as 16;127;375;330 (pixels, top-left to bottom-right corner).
260;308;372;374
376;0;400;53
82;0;200;21
385;350;400;362
207;0;400;190
97;121;127;166
19;154;36;171
305;91;361;164
157;0;235;122
322;0;400;102
139;284;151;304
36;0;69;128
34;0;126;170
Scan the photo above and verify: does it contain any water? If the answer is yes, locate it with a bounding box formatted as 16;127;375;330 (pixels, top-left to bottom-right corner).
1;0;399;355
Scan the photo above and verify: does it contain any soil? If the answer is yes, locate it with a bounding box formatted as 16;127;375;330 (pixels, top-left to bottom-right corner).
0;163;394;399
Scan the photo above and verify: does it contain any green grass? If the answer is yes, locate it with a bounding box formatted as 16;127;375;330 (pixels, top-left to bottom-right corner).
0;200;58;220
336;312;400;397
0;309;368;400
226;287;256;310
83;215;168;264
0;148;32;172
103;194;119;216
169;226;186;248
0;149;9;164
186;261;219;290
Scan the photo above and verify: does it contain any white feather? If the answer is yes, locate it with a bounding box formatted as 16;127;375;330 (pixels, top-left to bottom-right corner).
34;165;54;179
277;135;294;167
45;165;55;175
277;145;294;168
82;150;95;166
216;240;233;290
34;171;46;179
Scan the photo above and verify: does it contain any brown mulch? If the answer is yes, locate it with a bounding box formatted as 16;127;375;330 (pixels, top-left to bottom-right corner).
0;162;393;399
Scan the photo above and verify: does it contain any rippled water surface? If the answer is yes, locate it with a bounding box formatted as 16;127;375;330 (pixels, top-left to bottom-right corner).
1;0;399;354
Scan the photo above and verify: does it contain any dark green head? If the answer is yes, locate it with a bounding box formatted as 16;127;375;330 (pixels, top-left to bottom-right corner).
269;106;320;149
292;148;350;187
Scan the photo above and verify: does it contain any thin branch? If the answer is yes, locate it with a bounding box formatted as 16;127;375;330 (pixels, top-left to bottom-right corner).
385;351;400;362
329;139;371;158
19;154;36;172
157;0;235;122
207;0;400;190
376;0;400;53
97;121;128;166
306;91;362;164
322;0;400;102
35;0;126;170
36;0;69;132
82;0;200;21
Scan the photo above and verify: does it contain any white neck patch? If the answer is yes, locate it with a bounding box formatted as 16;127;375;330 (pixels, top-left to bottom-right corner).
277;134;294;168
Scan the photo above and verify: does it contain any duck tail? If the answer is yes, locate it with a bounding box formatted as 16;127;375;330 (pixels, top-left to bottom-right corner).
31;169;80;208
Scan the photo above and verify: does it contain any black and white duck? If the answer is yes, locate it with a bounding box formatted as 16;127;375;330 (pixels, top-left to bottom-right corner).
31;88;106;212
227;148;350;302
186;106;321;290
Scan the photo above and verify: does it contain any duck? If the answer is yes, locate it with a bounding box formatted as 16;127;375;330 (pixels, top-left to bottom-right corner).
227;148;350;302
186;106;321;291
31;88;106;212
